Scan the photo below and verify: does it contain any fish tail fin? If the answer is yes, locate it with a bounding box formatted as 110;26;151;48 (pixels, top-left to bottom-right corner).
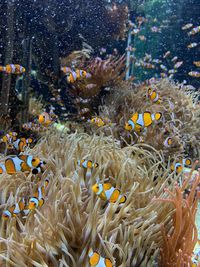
119;195;127;204
154;112;162;121
0;66;5;72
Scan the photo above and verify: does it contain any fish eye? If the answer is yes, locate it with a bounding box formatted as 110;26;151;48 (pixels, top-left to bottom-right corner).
32;159;36;162
96;186;99;189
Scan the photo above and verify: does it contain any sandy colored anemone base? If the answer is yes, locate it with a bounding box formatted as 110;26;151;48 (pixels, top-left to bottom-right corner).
0;129;196;267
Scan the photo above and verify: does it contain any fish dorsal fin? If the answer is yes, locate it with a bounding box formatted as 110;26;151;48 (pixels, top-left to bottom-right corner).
131;112;139;123
9;205;16;213
19;155;27;161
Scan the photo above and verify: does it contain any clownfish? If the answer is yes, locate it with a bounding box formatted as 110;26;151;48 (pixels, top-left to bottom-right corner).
92;182;126;204
90;117;105;127
163;137;172;148
9;137;33;153
88;248;113;267
1;132;18;144
38;112;53;127
90;117;111;127
147;88;161;104
171;158;192;173
77;159;99;178
77;159;99;169
0;155;46;175
193;61;200;67
0;64;25;74
61;66;72;73
182;23;193;30
188;71;200;78
67;69;91;83
188;26;200;36
2;198;28;220
125;112;162;132
28;179;49;210
187;42;198;49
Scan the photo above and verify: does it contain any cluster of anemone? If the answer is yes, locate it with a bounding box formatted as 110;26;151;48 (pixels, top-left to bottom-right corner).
0;129;198;266
59;54;126;119
88;78;200;162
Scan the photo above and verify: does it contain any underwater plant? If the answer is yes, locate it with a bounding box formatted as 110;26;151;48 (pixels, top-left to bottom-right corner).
0;130;185;266
155;165;200;266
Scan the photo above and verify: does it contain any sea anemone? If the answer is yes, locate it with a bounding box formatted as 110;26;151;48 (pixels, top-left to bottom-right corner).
92;78;200;160
0;129;187;266
155;164;200;266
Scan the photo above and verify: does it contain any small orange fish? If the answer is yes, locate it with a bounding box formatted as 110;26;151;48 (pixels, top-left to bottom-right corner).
2;198;27;220
171;158;192;173
125;112;162;132
187;43;198;49
88;248;113;267
147;88;161;104
0;155;45;175
188;26;200;36
163;137;172;147
67;69;91;83
92;182;126;204
0;64;25;74
28;179;49;210
188;71;200;78
193;61;200;67
182;23;193;30
38;112;57;127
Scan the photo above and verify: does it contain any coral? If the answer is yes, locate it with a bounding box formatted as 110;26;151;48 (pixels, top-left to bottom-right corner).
0;129;182;266
93;78;200;160
155;165;200;266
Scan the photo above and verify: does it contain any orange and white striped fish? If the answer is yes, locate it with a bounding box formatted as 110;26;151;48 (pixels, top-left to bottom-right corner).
171;158;192;173
11;137;33;153
0;132;18;144
77;159;99;169
0;64;25;74
163;137;172;148
188;71;200;78
38;112;53;127
187;42;198;49
90;117;111;127
67;69;91;83
92;182;126;204
193;61;200;67
28;179;49;210
0;155;46;175
125;112;162;132
2;198;28;220
147;88;161;104
88;248;113;267
60;66;72;73
188;26;200;36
